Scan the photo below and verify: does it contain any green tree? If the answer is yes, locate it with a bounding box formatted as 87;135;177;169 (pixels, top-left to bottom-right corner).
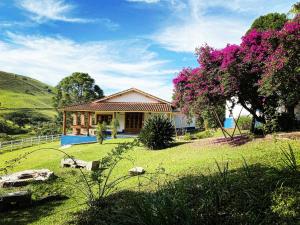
54;72;104;108
250;13;288;32
289;2;300;16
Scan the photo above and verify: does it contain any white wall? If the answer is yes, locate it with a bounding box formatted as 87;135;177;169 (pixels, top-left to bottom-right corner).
106;92;160;103
225;100;250;118
173;113;195;129
117;112;125;132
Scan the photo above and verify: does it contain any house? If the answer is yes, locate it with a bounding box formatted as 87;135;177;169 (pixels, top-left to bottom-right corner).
224;100;300;129
61;88;195;135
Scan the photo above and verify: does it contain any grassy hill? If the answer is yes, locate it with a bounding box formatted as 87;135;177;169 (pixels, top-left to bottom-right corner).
0;71;57;117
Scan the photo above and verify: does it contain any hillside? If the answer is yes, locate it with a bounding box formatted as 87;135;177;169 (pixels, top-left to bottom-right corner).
0;71;57;117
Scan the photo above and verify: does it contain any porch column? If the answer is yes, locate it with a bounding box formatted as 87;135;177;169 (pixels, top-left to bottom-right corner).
87;112;91;136
63;111;67;135
73;112;78;125
80;112;85;126
89;112;93;126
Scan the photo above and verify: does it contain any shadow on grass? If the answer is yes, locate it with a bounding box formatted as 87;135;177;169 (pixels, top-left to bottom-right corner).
0;199;66;225
170;141;190;147
213;134;252;146
0;176;72;225
73;163;300;225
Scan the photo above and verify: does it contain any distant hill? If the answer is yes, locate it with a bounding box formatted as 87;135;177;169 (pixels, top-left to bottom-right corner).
0;71;57;117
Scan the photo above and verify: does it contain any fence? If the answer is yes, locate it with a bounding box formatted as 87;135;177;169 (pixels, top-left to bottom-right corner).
0;134;61;152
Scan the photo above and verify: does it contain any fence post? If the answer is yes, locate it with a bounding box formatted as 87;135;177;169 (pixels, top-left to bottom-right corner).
10;140;13;151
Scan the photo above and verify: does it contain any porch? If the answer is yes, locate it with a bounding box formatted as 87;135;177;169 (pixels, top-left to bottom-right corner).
62;111;173;136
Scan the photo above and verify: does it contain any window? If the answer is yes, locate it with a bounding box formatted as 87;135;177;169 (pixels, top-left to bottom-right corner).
97;114;112;125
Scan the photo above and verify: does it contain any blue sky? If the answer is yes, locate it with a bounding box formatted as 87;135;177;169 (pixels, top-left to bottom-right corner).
0;0;297;100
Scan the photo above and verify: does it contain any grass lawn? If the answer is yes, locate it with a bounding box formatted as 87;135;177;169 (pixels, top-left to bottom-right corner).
0;137;300;225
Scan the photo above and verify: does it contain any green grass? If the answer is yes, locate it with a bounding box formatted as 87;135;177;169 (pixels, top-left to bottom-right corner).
0;137;299;224
0;71;57;118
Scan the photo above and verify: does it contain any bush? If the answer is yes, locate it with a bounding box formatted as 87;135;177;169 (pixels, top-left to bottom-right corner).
197;105;226;129
33;122;61;136
96;122;107;144
0;133;14;142
237;116;252;130
111;118;119;139
3;110;51;127
0;119;27;135
138;115;175;150
195;130;214;139
183;132;193;140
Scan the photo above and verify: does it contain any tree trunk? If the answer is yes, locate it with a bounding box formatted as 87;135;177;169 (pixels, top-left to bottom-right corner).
286;105;295;119
250;117;256;133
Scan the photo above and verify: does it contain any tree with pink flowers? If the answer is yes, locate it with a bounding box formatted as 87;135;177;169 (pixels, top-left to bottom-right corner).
173;15;300;133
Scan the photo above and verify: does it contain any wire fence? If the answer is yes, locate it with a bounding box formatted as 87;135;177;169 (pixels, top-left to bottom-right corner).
0;134;61;152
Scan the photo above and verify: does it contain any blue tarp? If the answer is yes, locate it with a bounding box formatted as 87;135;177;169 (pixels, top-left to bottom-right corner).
224;117;234;128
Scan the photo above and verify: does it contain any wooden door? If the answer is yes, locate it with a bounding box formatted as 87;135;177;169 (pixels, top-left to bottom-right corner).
125;112;144;133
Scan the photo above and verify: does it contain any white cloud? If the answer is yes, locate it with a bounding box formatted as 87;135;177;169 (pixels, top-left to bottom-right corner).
152;19;247;52
151;0;296;52
97;18;120;31
18;0;95;23
0;32;176;100
126;0;160;3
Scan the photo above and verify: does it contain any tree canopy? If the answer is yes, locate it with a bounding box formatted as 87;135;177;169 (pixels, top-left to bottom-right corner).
250;13;288;32
54;72;104;108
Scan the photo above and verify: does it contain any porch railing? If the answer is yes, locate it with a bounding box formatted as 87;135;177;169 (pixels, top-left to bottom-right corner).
0;134;61;153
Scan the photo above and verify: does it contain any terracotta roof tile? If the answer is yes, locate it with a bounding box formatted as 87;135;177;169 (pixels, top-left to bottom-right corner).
62;102;173;112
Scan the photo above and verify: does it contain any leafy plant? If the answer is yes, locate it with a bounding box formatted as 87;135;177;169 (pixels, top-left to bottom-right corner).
138;115;175;150
90;139;139;203
280;144;298;172
96;122;107;144
111;118;119;139
237;116;252;130
183;132;193;140
75;159;300;225
195;129;214;139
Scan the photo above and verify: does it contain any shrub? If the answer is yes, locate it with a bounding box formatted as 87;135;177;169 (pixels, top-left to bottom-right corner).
0;119;27;135
111;118;119;139
195;130;214;139
0;133;14;142
3;110;51;127
264;113;297;134
96;122;107;144
33;122;61;136
237;116;252;130
183;132;193;140
138;115;175;150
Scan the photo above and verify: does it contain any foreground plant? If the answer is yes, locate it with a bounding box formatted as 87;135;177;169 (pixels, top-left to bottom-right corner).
74;144;300;225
